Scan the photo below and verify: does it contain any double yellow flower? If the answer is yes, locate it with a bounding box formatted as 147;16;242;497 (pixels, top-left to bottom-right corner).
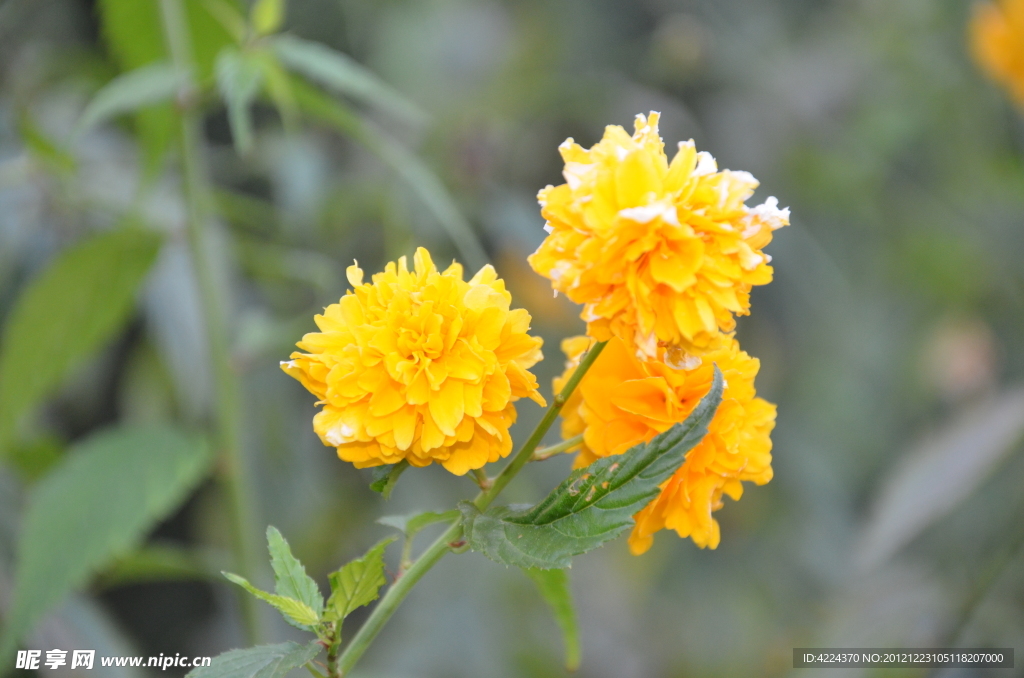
284;112;787;552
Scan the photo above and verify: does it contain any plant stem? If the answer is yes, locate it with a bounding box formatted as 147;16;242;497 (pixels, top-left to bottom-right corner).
326;632;340;678
334;341;607;675
532;433;584;461
158;0;261;643
336;521;462;676
476;341;606;510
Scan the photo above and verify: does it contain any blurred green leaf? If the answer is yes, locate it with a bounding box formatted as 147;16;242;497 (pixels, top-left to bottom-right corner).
7;435;64;482
856;387;1024;572
75;62;180;135
522;568;580;672
273;35;426;126
368;460;408;499
0;227;162;449
97;0;175;175
96;0;239;173
250;0;285;36
213;188;282;235
223;572;320;629
235;235;340;292
377;510;459;538
323;537;395;624
98;543;212;588
287;77;488;271
461;368;723;569
216;47;264;155
251;51;297;132
203;0;246;43
18;115;76;175
267;526;324;615
187;641;321;678
0;425;213;664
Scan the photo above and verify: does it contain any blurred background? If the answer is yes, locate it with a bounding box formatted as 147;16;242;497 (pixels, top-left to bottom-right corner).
1;0;1023;676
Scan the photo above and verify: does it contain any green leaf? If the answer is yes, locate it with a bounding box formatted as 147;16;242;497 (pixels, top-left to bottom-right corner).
272;35;426;126
98;544;212;588
96;0;175;174
251;51;297;132
216;47;264;154
523;568;580;672
187;641;321;678
18;115;76;175
74;62;180;135
286;77;488;272
461;367;724;569
96;0;239;174
0;425;213;665
266;526;324;615
323;537;396;623
377;510;459;538
0;227;163;450
7;435;64;482
203;0;247;43
250;0;285;35
369;460;408;499
223;573;320;629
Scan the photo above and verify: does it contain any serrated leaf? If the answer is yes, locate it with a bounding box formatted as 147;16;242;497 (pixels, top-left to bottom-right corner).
266;526;323;614
369;460;408;499
272;35;426;126
377;510;459;538
523;568;580;672
461;367;723;569
75;62;180;135
250;0;284;35
216;47;264;154
0;228;162;449
0;426;213;665
187;641;320;678
324;537;396;623
223;573;320;629
286;77;488;272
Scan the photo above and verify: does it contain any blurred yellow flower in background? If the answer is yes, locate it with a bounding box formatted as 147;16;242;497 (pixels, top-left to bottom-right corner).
555;335;775;551
971;0;1024;106
282;248;546;476
529;112;788;360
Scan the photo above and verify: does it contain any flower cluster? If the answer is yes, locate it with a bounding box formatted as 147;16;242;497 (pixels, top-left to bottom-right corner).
528;112;787;359
282;248;545;476
970;0;1024;107
555;336;775;551
539;113;783;551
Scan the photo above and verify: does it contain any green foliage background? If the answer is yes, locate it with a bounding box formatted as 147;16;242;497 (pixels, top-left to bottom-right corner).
0;0;1023;676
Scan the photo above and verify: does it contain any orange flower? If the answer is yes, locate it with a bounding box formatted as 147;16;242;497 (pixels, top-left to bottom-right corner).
971;0;1024;106
554;335;775;551
529;112;787;359
282;248;545;476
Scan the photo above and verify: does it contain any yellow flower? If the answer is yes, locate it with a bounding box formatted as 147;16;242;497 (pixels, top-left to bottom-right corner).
971;0;1024;107
529;112;788;359
282;248;546;476
555;335;775;551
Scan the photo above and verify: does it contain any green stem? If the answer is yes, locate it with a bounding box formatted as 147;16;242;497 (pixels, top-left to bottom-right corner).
477;341;606;510
158;0;261;643
337;521;462;676
334;341;607;675
532;433;584;461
